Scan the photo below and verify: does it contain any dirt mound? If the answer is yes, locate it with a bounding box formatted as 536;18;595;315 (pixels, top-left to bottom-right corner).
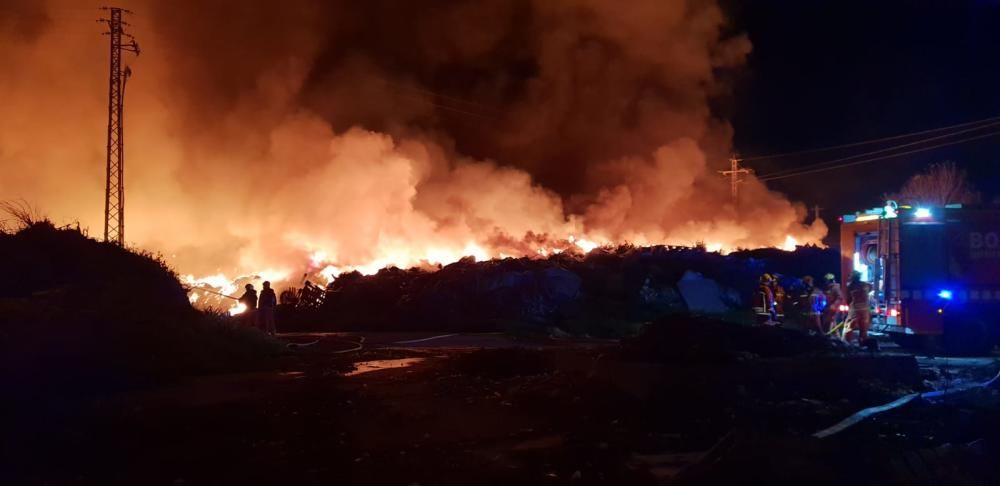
0;222;281;400
0;221;188;310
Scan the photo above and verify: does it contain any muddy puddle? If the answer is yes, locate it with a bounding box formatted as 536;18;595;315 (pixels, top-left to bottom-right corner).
345;357;426;376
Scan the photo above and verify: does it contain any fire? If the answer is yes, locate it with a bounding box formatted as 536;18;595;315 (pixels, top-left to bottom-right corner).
781;235;799;252
184;270;291;315
569;236;601;253
184;230;809;308
184;273;238;297
307;237;604;284
229;302;247;316
309;251;328;267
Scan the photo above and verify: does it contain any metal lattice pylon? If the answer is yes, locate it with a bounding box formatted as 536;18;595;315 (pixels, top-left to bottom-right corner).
99;7;139;246
719;155;752;206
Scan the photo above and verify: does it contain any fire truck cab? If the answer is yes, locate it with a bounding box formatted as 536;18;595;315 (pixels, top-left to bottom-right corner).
840;202;1000;353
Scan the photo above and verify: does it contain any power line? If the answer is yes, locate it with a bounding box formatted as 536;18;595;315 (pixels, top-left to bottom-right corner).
368;76;504;116
760;130;1000;181
359;78;503;124
384;88;500;122
755;119;1000;180
741;114;1000;161
328;70;505;122
758;129;1000;181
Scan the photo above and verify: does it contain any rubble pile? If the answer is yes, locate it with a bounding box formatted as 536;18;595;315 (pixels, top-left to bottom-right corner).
282;245;838;334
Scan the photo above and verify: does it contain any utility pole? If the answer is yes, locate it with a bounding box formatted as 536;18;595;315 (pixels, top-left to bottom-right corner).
812;205;823;222
98;7;140;246
719;155;752;204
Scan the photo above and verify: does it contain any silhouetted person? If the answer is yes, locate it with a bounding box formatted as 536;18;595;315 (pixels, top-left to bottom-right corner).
238;283;258;327
258;281;277;335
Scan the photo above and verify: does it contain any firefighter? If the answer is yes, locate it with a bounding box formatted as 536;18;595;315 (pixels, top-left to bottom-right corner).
753;274;776;324
844;271;873;344
238;283;258;326
771;275;787;322
788;278;809;330
821;273;842;334
800;275;825;334
258;281;277;335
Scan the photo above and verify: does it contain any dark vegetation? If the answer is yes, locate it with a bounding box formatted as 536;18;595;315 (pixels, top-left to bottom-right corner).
281;245;839;335
0;216;282;404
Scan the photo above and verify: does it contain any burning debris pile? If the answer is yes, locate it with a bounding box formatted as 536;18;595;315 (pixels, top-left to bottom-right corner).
275;245;838;334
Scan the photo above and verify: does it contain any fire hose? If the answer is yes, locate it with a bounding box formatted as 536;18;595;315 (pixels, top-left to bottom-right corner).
392;333;458;344
331;335;366;354
827;321;845;337
812;367;1000;439
184;285;238;300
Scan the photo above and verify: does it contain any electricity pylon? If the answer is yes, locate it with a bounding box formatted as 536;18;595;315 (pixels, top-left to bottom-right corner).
719;155;752;205
98;7;140;246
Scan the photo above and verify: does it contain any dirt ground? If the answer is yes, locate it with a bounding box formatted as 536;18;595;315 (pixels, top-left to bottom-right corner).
4;332;999;485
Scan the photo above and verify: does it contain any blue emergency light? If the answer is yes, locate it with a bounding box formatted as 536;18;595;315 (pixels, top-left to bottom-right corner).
937;289;953;300
914;207;932;218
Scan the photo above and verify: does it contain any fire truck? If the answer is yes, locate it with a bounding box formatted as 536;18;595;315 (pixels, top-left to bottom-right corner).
840;202;1000;353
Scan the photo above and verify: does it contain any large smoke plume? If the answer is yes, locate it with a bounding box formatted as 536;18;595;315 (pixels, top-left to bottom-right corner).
0;0;825;282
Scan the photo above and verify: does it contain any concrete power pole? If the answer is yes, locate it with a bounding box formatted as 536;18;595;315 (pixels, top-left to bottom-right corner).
99;7;140;246
719;155;752;205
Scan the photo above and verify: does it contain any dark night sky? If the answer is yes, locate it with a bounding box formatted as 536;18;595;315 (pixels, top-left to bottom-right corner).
726;0;1000;234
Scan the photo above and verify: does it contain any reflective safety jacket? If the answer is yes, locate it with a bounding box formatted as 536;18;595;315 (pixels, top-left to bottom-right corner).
753;284;774;315
773;284;786;315
847;281;872;312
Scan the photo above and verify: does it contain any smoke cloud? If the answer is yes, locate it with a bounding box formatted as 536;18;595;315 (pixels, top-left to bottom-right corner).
0;0;825;283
